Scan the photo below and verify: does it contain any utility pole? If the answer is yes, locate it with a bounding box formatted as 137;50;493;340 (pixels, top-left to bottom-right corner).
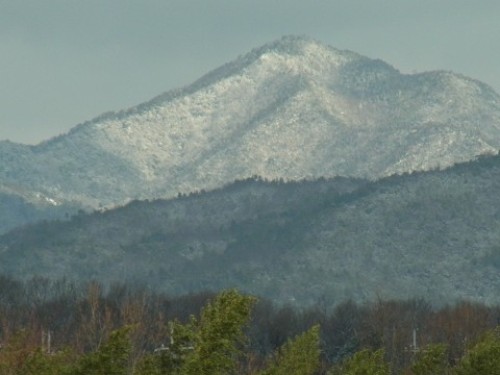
412;328;418;352
404;328;419;354
41;329;52;354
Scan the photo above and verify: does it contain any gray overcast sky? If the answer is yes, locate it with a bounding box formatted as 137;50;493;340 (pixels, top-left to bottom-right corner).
1;0;499;144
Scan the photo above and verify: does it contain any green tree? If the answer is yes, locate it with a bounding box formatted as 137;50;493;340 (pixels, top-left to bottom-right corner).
410;343;450;375
331;349;389;375
19;348;76;375
133;354;163;375
182;289;256;375
453;327;500;375
260;325;321;375
72;326;132;375
142;319;198;375
135;290;256;375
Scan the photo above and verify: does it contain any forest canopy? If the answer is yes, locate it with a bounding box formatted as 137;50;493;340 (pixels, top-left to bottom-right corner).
0;276;499;374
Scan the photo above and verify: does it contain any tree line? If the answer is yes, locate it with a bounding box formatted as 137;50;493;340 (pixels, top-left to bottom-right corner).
0;275;499;374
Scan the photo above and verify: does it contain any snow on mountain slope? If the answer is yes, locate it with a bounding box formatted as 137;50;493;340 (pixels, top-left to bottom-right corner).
1;35;500;208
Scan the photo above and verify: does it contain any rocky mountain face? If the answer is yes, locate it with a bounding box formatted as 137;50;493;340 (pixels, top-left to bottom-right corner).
1;154;500;306
1;35;500;216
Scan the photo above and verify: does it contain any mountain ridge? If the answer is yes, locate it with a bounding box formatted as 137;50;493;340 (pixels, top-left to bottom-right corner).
2;153;500;306
1;35;500;229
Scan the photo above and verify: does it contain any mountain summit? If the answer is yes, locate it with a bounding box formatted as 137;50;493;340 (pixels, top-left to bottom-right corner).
2;36;500;211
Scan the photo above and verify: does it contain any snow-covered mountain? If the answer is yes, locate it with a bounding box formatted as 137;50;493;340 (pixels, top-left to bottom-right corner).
2;35;500;210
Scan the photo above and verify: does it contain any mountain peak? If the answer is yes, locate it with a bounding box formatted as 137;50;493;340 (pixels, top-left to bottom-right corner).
1;36;500;213
253;35;325;55
245;35;359;68
55;36;367;129
93;36;357;121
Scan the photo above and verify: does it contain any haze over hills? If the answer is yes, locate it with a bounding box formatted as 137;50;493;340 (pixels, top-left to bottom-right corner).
1;154;500;306
1;35;500;221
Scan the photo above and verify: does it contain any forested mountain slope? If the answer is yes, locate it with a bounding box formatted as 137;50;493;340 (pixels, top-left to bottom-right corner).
0;182;81;235
2;154;500;305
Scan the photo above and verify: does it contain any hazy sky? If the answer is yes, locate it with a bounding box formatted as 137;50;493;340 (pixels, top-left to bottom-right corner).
1;0;499;144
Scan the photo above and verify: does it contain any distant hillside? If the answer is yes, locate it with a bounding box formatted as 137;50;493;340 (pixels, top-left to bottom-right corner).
2;154;500;306
1;35;500;216
0;183;80;234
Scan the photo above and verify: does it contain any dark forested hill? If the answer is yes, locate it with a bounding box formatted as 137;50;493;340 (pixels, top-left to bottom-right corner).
1;153;500;305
